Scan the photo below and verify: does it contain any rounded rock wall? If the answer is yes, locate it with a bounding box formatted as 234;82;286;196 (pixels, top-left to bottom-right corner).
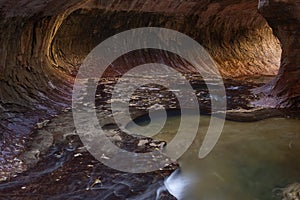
0;0;289;180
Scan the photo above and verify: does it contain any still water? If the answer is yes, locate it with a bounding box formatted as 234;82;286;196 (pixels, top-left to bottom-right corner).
127;112;300;200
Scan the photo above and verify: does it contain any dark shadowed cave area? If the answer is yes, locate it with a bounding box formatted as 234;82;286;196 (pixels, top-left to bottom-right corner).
0;0;299;199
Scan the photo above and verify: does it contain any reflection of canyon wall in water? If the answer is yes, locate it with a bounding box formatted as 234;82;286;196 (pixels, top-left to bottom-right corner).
0;0;298;180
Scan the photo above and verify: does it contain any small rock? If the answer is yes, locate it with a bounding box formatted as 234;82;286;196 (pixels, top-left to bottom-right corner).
138;139;149;147
36;120;50;129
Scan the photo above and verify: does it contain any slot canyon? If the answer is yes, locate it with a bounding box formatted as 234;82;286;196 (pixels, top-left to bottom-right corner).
0;0;299;199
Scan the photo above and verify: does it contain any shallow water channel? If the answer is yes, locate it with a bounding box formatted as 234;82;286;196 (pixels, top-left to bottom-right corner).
127;111;300;200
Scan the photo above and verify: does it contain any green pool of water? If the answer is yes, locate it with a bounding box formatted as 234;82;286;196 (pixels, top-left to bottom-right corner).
127;112;300;200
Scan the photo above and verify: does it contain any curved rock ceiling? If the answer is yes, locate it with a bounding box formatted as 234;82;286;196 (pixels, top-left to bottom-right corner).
0;0;298;180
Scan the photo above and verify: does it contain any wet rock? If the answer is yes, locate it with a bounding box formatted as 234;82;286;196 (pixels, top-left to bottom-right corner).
20;130;53;168
0;105;178;199
275;183;300;200
254;0;300;108
36;120;50;129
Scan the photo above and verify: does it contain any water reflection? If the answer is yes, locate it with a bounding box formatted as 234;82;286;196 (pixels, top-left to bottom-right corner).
127;113;300;200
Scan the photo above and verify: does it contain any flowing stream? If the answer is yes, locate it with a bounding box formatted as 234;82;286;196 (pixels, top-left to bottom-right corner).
127;112;300;200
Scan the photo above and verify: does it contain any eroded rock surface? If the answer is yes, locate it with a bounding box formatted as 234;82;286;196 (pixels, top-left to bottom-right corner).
0;0;298;189
254;0;300;108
